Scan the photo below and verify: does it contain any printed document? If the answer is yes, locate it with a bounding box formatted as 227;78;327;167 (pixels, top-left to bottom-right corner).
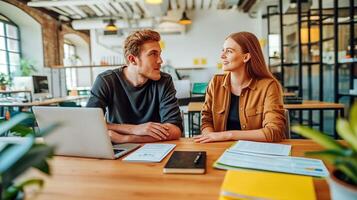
123;143;176;162
229;140;291;156
215;150;329;177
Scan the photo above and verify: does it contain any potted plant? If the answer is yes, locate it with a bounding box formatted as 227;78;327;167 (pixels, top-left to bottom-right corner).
18;59;37;76
292;104;357;200
0;72;9;90
0;113;59;200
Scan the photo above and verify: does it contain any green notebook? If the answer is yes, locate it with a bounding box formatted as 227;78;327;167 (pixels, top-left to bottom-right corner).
163;151;206;174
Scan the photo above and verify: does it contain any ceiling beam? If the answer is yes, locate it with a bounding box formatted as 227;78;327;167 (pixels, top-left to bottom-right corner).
121;2;134;18
170;0;178;10
96;4;111;16
111;2;128;18
28;0;141;7
210;0;220;9
28;0;109;7
48;7;70;17
102;3;118;16
186;0;194;10
194;0;202;10
69;5;88;18
88;5;104;16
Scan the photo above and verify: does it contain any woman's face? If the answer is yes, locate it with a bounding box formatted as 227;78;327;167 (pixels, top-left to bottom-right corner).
220;37;249;72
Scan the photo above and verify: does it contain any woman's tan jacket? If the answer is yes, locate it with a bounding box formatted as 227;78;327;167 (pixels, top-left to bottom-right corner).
201;73;286;142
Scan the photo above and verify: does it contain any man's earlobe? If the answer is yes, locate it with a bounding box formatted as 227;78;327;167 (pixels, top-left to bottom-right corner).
128;55;136;65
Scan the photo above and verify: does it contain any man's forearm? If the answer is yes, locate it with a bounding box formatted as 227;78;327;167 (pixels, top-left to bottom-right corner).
109;123;181;143
107;123;181;139
107;123;135;135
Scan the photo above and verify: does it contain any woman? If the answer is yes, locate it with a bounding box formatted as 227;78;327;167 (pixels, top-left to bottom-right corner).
194;32;286;143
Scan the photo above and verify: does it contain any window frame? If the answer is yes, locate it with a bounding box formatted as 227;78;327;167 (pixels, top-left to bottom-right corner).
0;14;21;78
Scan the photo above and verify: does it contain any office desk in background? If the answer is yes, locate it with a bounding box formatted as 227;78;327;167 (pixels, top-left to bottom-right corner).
0;96;87;107
23;139;331;200
187;101;345;137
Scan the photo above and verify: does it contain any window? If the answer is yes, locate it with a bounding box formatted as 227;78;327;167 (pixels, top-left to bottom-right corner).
0;14;21;77
64;41;77;89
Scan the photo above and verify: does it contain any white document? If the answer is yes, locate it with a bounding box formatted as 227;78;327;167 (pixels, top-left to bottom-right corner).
215;150;329;177
229;140;291;156
123;143;176;162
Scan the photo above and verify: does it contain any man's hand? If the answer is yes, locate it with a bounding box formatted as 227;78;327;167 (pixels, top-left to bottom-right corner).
108;130;128;143
193;132;231;143
130;122;169;140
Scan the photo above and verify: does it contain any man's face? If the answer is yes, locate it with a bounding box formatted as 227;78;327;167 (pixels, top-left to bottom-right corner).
135;41;163;81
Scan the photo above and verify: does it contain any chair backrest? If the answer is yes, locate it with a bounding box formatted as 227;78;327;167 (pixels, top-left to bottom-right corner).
180;109;185;137
191;82;208;95
173;80;191;99
284;109;291;139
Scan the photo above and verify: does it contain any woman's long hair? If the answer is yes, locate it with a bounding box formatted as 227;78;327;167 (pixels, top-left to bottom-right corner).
227;32;280;84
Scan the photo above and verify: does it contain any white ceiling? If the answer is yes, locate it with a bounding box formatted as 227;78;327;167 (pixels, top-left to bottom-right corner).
27;0;252;20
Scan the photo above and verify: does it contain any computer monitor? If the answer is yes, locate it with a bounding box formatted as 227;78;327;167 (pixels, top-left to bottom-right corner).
32;75;50;100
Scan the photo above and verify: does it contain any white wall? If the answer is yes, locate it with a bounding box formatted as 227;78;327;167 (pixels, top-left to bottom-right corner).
89;9;263;83
161;10;263;68
0;1;44;68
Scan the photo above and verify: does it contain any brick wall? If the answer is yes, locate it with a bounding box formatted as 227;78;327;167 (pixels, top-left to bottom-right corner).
3;0;90;68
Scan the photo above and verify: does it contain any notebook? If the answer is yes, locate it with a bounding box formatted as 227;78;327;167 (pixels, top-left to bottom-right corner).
220;170;316;200
163;151;206;174
123;143;175;162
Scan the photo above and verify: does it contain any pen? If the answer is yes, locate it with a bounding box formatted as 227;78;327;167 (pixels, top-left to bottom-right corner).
194;152;202;164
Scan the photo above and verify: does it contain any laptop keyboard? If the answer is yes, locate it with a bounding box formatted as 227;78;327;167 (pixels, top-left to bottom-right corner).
114;149;125;154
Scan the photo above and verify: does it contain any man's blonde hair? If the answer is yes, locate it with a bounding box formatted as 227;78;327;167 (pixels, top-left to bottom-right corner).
124;29;161;64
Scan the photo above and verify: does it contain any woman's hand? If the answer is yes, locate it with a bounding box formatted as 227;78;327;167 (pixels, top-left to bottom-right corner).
193;132;232;143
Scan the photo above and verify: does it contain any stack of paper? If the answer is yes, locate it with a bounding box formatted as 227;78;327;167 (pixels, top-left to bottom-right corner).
214;141;329;177
220;170;316;200
123;143;176;162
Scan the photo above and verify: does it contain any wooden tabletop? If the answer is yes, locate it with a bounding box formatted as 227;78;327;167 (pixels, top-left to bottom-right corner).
0;96;87;107
188;101;344;112
0;90;32;94
283;92;297;97
23;139;331;200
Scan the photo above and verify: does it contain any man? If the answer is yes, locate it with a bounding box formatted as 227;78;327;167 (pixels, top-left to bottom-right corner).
87;29;182;143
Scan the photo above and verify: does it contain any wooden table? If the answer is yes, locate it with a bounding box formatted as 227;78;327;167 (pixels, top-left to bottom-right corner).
187;101;345;137
0;96;87;107
23;139;331;200
0;90;33;102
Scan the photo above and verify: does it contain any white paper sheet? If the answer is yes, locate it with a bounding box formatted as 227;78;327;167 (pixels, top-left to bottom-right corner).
215;150;329;177
123;143;176;162
229;140;291;156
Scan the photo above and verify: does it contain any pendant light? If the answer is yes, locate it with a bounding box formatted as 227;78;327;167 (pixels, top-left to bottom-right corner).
105;19;118;32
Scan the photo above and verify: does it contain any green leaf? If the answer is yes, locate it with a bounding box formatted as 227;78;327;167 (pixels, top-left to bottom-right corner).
2;144;54;189
0;137;34;174
32;159;51;174
336;118;357;152
350;103;357;136
3;179;44;200
306;150;357;184
292;125;345;152
10;125;34;137
0;113;31;136
336;162;357;185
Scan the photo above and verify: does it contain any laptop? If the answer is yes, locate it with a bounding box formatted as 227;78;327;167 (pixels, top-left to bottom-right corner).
32;106;141;159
